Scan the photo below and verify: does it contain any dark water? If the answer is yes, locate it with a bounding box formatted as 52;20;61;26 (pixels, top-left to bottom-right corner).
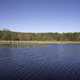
0;44;80;80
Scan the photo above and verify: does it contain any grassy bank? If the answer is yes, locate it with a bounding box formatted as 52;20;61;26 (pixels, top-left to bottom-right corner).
0;41;80;44
0;41;80;48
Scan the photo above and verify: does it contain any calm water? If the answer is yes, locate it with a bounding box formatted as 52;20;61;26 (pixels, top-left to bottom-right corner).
0;44;80;80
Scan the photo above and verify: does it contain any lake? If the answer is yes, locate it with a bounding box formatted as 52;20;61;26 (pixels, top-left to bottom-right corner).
0;44;80;80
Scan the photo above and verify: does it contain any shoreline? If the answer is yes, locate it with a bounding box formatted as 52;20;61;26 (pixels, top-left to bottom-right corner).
0;41;80;44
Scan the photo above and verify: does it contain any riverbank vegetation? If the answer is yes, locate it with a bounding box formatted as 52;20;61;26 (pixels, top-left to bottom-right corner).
0;29;80;41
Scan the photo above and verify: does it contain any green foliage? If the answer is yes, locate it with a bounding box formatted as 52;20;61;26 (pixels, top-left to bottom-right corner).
0;29;80;41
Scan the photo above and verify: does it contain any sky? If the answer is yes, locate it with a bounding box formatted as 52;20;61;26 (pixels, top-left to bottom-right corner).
0;0;80;32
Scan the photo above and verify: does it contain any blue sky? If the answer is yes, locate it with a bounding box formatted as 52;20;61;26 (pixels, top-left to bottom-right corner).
0;0;80;32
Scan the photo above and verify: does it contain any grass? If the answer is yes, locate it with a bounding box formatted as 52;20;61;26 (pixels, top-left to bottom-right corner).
0;41;80;44
0;41;80;48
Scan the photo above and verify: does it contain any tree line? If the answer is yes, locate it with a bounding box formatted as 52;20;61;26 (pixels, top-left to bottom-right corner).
0;29;80;41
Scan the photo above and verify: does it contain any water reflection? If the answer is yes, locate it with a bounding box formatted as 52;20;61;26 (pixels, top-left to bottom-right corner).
0;43;48;48
0;48;13;58
0;44;80;80
0;48;16;80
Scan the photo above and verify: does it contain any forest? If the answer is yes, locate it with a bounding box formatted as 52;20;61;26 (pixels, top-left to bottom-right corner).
0;29;80;41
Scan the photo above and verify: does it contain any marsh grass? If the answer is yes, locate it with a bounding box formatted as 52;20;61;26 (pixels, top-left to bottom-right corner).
0;41;80;48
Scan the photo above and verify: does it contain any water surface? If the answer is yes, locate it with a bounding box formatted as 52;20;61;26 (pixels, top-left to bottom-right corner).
0;44;80;80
